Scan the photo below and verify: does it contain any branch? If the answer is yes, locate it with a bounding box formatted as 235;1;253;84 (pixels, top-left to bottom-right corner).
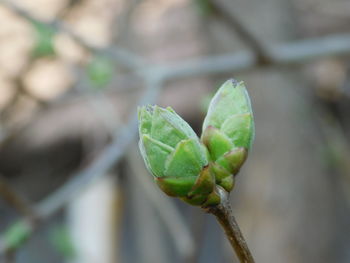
4;0;350;83
205;188;255;263
0;177;39;255
0;77;162;256
3;0;350;258
209;0;271;64
36;78;161;219
0;176;37;221
150;33;350;82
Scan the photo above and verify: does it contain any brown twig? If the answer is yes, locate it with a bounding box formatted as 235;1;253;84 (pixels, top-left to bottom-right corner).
0;176;40;256
205;187;255;263
0;176;37;221
208;0;271;65
2;250;15;263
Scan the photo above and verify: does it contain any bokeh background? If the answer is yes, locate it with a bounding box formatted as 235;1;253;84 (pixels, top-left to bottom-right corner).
0;0;350;262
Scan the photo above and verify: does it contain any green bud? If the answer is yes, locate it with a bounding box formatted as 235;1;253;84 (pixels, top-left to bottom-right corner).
138;105;219;206
137;79;255;206
201;79;254;191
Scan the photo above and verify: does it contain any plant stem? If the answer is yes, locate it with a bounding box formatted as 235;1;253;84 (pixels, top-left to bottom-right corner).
205;187;255;263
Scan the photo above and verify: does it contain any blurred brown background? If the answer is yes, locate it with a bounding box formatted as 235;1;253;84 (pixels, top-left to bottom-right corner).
0;0;350;262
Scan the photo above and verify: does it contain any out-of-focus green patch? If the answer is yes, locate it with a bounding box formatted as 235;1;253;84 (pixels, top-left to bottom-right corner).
193;0;214;16
50;225;76;260
321;139;345;169
87;56;114;88
3;221;32;251
31;21;55;57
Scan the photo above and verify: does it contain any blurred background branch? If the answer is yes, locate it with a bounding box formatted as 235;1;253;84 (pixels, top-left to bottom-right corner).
147;33;350;82
206;0;272;64
0;77;162;256
3;0;350;83
0;176;37;221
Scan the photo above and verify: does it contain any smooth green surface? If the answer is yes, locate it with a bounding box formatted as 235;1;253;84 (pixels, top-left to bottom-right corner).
202;79;255;151
202;126;233;161
189;166;215;196
156;176;197;197
141;134;173;177
221;113;254;149
139;105;207;180
165;139;207;178
150;106;197;147
216;148;247;175
202;80;252;129
201;79;254;189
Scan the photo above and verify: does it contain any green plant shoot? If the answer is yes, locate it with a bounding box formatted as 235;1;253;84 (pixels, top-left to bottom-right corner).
138;79;254;207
